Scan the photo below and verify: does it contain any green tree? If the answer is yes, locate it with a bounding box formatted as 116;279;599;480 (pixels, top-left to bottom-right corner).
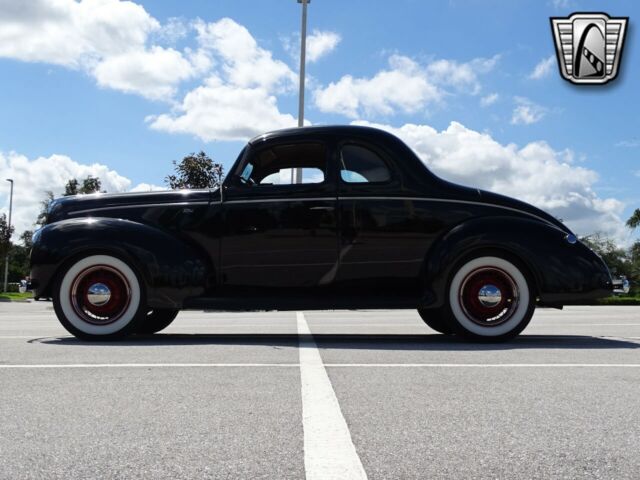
629;241;640;294
36;191;55;227
580;233;630;276
20;230;33;250
628;209;640;230
0;212;13;256
1;214;14;288
64;176;102;196
64;178;79;196
8;243;30;283
37;176;104;226
165;151;224;190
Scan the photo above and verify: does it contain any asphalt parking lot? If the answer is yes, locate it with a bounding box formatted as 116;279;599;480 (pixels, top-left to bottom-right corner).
1;302;639;479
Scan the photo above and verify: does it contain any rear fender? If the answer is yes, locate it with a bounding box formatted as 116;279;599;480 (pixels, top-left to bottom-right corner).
420;216;611;308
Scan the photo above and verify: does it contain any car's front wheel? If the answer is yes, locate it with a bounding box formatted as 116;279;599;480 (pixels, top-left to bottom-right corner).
445;255;535;341
53;254;145;341
135;309;179;335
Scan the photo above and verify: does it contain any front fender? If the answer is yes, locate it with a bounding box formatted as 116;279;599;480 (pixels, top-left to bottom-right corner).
422;216;612;308
30;217;210;308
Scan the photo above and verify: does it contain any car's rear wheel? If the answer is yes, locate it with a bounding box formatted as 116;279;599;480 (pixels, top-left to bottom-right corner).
53;254;145;341
417;308;454;334
445;255;535;341
135;309;179;335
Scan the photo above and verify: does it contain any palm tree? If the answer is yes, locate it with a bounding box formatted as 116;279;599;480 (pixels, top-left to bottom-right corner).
627;209;640;230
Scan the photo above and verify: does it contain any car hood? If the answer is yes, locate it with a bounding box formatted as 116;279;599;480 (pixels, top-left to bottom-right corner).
46;188;217;224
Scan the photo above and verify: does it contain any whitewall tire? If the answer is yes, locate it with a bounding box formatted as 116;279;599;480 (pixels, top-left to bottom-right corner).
53;254;144;340
447;256;534;340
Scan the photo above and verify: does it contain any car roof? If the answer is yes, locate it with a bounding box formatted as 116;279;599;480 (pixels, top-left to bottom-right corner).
248;125;397;145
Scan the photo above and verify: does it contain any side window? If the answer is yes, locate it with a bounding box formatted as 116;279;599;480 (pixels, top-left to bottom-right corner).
260;167;324;185
340;144;391;183
237;142;326;186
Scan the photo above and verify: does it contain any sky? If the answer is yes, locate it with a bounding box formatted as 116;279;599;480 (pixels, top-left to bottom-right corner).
0;0;638;244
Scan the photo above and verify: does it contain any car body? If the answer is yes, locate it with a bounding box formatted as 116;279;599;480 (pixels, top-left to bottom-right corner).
30;125;613;340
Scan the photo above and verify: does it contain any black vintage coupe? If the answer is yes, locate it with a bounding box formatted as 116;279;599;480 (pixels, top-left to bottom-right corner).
30;126;613;341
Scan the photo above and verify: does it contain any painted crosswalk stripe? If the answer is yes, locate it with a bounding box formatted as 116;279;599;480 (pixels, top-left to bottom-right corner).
297;311;367;480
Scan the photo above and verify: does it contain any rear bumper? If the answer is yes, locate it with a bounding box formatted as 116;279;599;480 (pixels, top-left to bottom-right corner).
612;277;630;294
538;288;612;306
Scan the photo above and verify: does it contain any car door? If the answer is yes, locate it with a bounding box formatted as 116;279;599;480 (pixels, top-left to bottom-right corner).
336;141;434;297
221;139;339;288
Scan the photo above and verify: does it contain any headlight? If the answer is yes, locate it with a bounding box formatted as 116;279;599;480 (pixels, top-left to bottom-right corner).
564;233;577;244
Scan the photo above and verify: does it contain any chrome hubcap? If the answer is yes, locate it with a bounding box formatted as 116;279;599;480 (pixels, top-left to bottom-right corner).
459;267;519;327
478;284;502;307
70;265;131;325
86;283;111;306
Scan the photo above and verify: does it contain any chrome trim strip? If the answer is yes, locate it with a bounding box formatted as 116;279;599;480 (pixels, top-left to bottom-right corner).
337;196;556;227
68;201;211;216
223;197;335;205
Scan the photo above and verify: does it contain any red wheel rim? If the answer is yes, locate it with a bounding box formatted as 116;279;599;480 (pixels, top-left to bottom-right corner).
458;267;519;327
70;265;131;325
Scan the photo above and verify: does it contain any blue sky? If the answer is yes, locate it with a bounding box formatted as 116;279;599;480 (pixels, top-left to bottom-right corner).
0;0;638;242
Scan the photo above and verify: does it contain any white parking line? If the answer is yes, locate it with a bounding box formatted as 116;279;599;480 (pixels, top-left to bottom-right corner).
2;363;640;369
531;324;640;327
0;363;300;369
325;363;640;368
297;312;368;480
0;335;48;339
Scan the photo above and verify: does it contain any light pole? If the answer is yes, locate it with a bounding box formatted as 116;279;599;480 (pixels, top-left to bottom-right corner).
3;179;13;293
292;0;310;184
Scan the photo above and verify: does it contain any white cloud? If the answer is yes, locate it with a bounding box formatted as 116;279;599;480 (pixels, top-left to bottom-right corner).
480;93;499;107
150;18;301;141
550;0;573;9
425;55;500;94
0;5;298;125
529;55;555;80
353;120;627;241
306;30;341;62
511;97;547;125
130;182;167;192
314;55;440;118
195;18;296;92
0;150;133;236
615;139;640;148
92;46;202;100
0;0;158;67
147;77;299;142
283;29;341;64
0;0;210;102
155;17;190;44
314;54;499;118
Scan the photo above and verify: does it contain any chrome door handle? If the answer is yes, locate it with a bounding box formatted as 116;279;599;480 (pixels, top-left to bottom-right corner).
309;206;335;211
